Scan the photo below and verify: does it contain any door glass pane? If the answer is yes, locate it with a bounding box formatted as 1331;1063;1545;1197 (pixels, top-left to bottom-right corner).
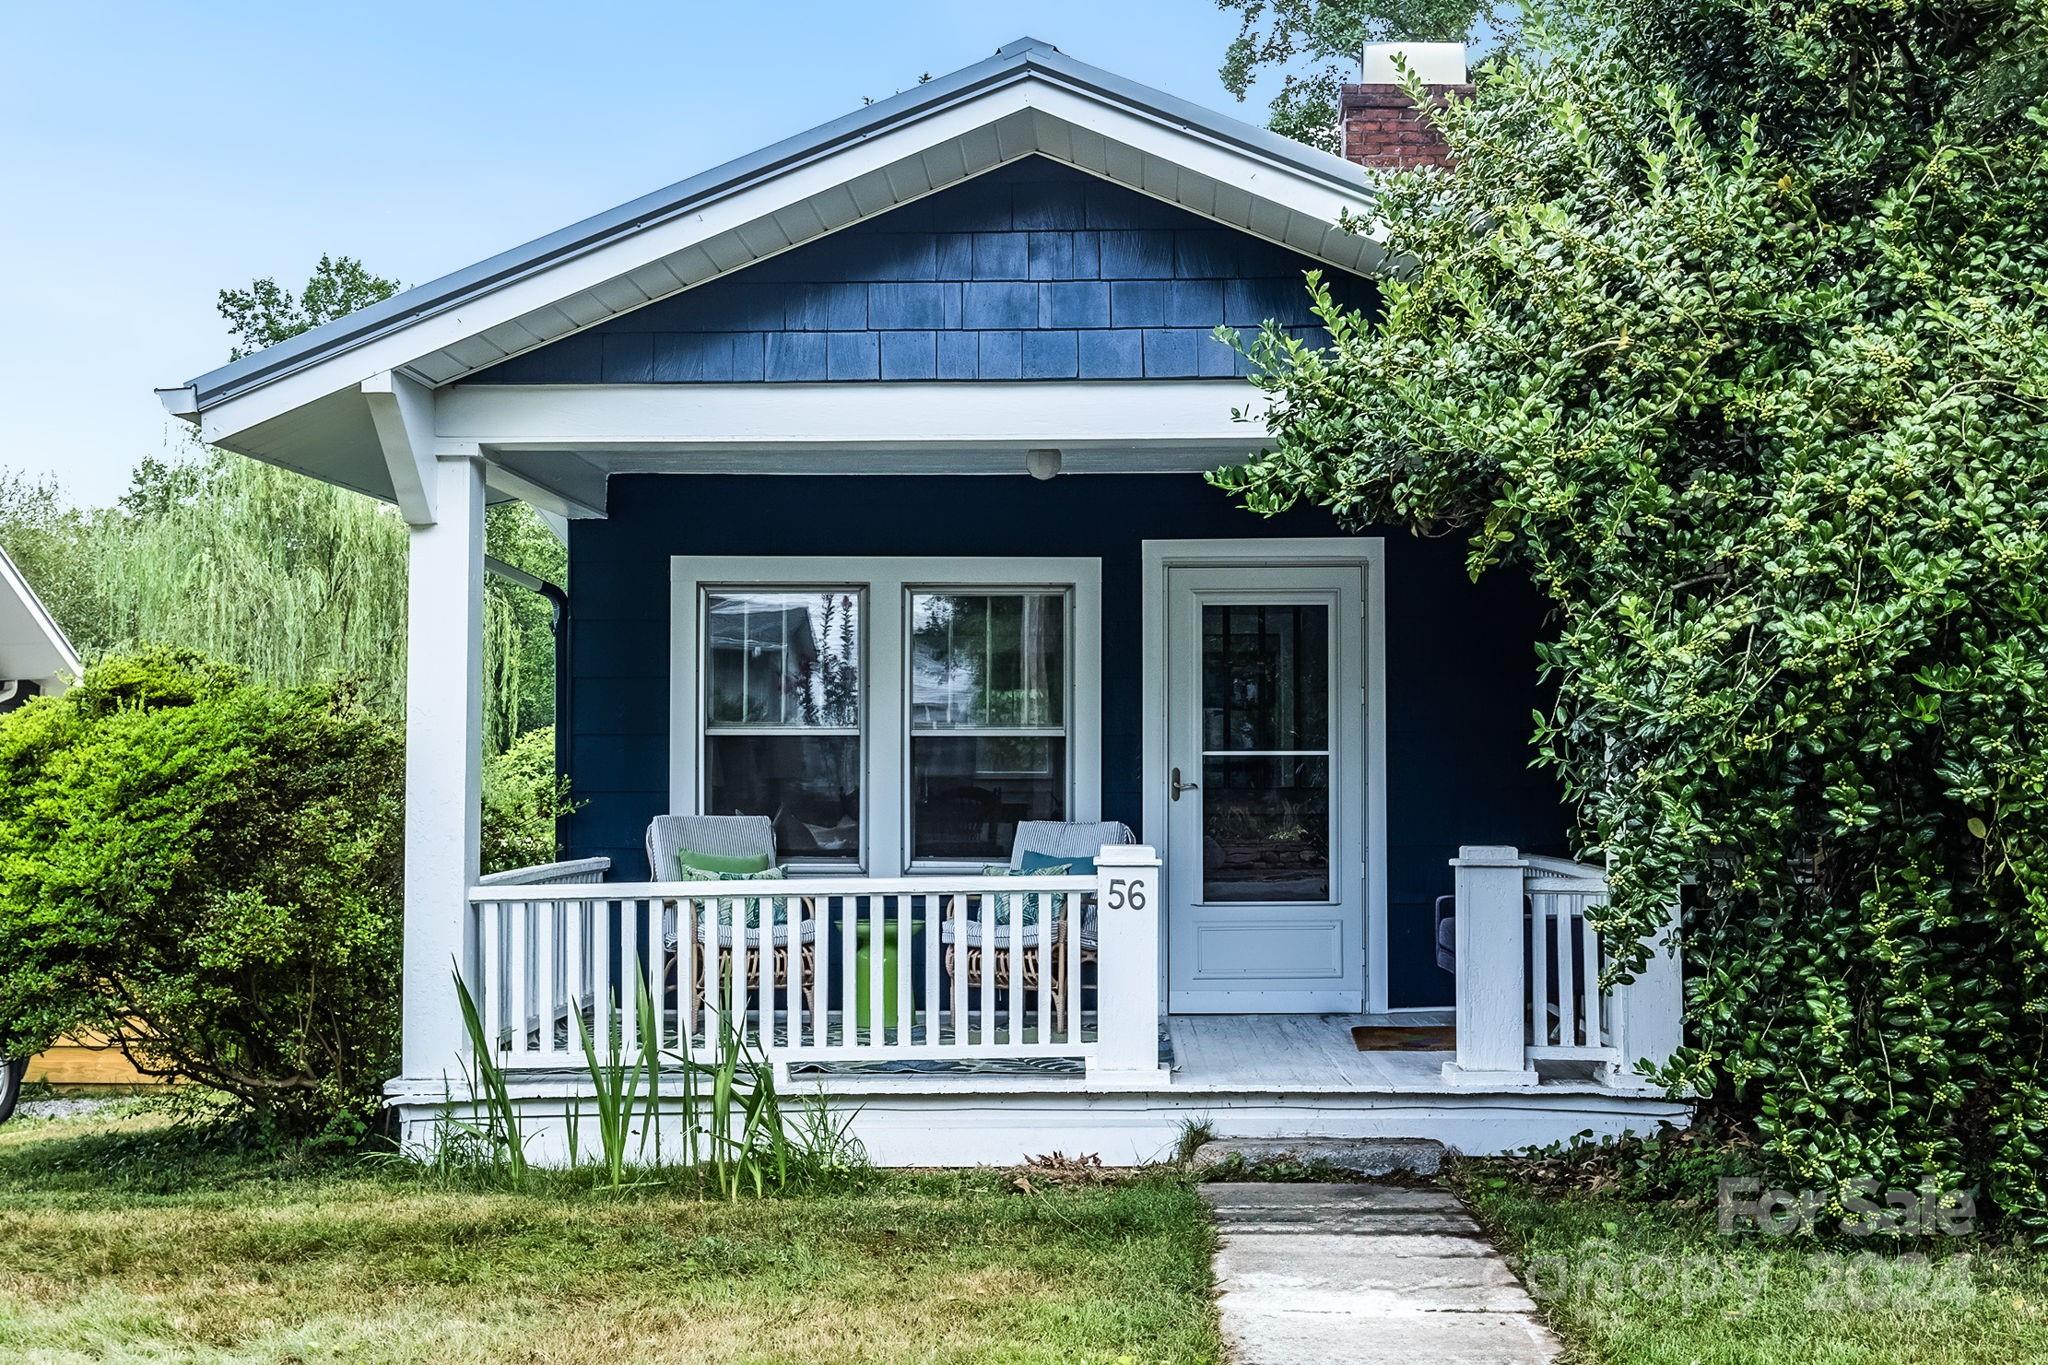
1202;604;1327;751
1198;601;1332;902
910;592;1065;728
706;591;860;727
706;735;862;860
910;736;1067;860
1201;755;1331;901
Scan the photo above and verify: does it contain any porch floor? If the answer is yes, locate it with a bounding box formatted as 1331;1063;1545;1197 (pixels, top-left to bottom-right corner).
1168;1011;1457;1091
400;1007;1687;1165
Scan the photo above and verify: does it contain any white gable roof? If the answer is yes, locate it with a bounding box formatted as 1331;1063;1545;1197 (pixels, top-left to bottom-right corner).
157;37;1385;509
0;546;80;694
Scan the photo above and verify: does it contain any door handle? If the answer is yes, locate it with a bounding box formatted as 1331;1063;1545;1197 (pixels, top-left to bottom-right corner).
1171;767;1200;801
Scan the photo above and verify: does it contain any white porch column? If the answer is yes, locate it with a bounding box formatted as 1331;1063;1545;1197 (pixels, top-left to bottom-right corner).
1089;844;1168;1086
400;455;486;1081
1613;896;1685;1090
1442;845;1540;1087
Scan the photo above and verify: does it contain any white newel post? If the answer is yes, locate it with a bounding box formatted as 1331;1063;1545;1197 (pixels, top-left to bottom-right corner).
1614;895;1684;1090
1443;845;1540;1087
400;456;486;1081
1089;844;1168;1085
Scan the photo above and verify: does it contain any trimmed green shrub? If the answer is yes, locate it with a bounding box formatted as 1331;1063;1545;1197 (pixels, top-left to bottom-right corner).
0;650;403;1139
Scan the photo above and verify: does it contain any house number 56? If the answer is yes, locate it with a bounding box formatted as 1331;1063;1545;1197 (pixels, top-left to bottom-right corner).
1105;878;1147;911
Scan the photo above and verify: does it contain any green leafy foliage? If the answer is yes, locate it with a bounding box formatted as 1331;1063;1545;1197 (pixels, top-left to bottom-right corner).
217;253;400;359
0;650;403;1139
0;453;562;755
1218;0;1488;148
479;725;572;874
1215;3;2048;1231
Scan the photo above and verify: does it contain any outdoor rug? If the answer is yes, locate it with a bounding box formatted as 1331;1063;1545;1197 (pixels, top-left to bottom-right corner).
1350;1024;1456;1052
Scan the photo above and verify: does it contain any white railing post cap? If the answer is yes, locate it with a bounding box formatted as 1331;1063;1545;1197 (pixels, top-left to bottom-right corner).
1096;843;1161;868
1451;845;1528;868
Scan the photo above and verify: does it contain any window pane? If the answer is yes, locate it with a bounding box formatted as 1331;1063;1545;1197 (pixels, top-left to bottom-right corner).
910;736;1066;860
1200;754;1330;901
706;591;860;727
910;592;1065;730
1202;604;1328;752
706;734;861;861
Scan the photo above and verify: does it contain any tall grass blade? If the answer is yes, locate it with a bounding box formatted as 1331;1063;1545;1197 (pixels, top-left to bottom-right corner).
452;967;529;1189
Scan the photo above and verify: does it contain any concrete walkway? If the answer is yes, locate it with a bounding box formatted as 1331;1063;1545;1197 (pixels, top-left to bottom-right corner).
1200;1183;1560;1365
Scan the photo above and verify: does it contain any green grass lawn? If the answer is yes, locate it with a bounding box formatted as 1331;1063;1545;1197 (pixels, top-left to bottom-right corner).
1456;1160;2048;1365
0;1108;1220;1364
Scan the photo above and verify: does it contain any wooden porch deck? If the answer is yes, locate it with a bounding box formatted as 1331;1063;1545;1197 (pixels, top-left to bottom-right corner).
1167;1011;1457;1091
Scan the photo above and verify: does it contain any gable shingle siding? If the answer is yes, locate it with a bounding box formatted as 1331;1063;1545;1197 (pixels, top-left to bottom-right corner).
471;158;1376;384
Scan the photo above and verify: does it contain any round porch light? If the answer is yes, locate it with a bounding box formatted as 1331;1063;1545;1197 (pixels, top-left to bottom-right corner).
1025;447;1063;481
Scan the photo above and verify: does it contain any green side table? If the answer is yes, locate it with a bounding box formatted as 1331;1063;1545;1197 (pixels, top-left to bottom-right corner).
853;916;904;1033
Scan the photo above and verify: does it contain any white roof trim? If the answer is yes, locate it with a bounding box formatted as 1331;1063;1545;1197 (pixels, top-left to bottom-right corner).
161;41;1381;514
0;546;81;692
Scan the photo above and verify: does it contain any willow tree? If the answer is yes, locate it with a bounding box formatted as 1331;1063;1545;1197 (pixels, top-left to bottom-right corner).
82;452;411;702
1217;1;2048;1229
0;255;567;746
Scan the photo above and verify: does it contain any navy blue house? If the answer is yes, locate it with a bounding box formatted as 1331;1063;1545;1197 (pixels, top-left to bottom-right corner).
468;159;1564;1010
163;38;1683;1166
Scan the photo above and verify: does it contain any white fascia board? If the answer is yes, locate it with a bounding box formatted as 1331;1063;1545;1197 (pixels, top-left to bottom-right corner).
434;381;1272;454
194;90;1047;444
194;81;1375;450
1022;88;1382;255
0;547;82;689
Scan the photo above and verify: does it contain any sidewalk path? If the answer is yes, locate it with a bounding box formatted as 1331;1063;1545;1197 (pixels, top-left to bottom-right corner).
1200;1182;1561;1365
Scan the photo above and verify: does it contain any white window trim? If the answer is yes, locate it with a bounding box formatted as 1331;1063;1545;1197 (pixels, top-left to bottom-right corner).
671;556;1102;877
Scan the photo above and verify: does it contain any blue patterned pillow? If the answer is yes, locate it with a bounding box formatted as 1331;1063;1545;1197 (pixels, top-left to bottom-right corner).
678;863;790;929
978;863;1072;927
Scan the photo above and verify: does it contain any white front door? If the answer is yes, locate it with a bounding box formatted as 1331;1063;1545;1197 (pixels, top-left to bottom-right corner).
1164;563;1366;1012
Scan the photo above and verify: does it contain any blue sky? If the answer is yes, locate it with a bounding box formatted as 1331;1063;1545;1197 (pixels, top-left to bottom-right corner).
0;1;1302;506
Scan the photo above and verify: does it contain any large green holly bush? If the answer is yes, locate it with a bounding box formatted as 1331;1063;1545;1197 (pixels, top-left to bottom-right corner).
0;650;404;1139
1216;2;2048;1230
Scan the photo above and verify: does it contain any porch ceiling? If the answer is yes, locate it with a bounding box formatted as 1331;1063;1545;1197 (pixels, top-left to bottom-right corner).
156;38;1380;520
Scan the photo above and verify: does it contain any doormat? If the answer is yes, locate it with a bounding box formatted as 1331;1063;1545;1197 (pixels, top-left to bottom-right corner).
1351;1024;1455;1052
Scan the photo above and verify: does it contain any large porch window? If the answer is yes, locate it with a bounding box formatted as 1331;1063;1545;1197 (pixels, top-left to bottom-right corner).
909;591;1067;861
703;590;864;861
672;557;1102;875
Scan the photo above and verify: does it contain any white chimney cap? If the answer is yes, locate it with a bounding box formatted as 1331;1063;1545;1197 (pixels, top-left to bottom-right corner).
1362;41;1468;86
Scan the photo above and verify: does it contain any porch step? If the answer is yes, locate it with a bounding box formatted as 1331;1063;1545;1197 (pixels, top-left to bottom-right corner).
1190;1136;1445;1178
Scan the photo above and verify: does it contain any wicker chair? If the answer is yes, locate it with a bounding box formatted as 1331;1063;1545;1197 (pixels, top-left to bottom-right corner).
647;815;816;1014
940;820;1134;1030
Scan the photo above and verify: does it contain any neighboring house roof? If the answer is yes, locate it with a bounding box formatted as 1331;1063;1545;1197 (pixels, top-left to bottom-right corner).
157;36;1385;511
0;546;81;694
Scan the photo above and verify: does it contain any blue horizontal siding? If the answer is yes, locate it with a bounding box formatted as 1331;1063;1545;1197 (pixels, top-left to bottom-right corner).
473;158;1378;385
562;473;1567;1008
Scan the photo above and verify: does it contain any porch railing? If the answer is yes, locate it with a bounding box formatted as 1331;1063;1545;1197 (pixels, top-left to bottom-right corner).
463;845;1165;1085
1443;846;1683;1091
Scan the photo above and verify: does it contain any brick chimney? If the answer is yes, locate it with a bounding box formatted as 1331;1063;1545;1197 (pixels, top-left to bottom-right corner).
1340;41;1469;171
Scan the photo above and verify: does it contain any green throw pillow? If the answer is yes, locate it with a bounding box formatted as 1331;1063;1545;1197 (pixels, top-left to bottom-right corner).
677;863;790;929
676;846;773;876
1020;848;1096;876
977;863;1072;927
